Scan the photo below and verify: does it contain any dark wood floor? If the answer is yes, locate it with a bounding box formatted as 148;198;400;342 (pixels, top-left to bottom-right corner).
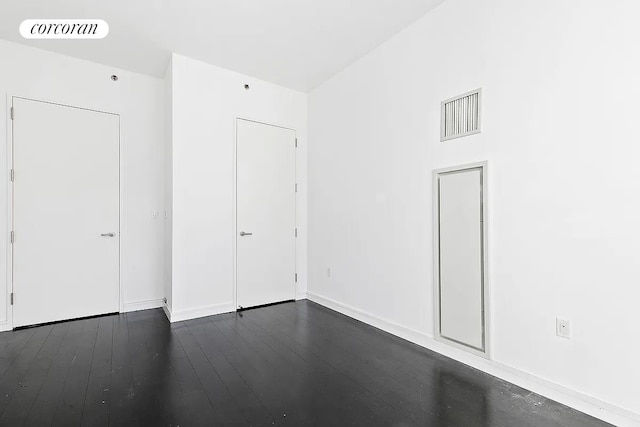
0;300;609;426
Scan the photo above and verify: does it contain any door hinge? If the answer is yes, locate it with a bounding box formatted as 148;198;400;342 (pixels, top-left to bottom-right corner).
10;107;14;120
295;228;298;238
295;273;298;283
10;231;14;244
295;183;298;193
10;169;14;182
295;138;298;148
10;293;13;305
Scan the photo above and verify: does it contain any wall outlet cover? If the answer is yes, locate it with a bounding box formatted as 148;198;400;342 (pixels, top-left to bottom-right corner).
556;318;571;339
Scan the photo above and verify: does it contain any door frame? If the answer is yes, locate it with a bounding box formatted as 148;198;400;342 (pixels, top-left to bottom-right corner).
5;94;122;330
432;161;490;359
233;117;298;311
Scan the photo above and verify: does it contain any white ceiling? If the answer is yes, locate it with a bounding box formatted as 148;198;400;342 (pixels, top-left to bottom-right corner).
0;0;444;91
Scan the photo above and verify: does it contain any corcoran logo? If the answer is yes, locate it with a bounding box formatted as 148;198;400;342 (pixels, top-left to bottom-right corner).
20;19;109;39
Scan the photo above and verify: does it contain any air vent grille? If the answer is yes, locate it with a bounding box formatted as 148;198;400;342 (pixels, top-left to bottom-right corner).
441;89;482;141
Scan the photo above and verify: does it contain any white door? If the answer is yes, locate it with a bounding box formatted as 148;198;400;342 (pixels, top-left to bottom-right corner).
435;164;488;354
12;97;120;328
236;119;296;309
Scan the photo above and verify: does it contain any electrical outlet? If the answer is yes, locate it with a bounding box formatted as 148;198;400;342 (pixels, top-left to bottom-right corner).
556;318;571;339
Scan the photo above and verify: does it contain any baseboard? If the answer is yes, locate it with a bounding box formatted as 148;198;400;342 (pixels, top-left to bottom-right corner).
167;302;235;323
0;321;10;332
122;298;164;313
296;291;308;300
162;304;172;322
306;291;640;427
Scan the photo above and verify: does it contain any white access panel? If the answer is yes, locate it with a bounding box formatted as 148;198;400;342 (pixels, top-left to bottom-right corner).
236;119;296;309
435;164;488;355
12;97;120;328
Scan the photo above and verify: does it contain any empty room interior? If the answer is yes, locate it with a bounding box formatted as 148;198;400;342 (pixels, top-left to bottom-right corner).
0;0;638;426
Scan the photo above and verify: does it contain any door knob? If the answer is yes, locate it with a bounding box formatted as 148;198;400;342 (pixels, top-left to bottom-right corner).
100;232;116;237
239;231;253;237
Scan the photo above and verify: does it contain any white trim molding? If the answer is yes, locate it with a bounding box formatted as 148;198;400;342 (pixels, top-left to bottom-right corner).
306;291;640;427
162;304;172;323
0;321;10;333
123;298;164;313
162;301;235;323
433;161;490;359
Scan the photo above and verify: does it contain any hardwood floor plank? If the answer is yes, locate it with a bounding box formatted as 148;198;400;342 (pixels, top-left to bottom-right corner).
220;311;403;426
25;319;86;427
186;317;275;426
108;313;139;426
254;303;434;424
110;312;168;426
0;322;69;425
244;306;417;426
0;325;53;416
0;328;38;379
0;327;20;354
52;317;99;427
175;322;247;425
80;315;114;427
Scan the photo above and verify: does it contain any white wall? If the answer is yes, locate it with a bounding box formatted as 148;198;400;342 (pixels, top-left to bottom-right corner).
168;54;307;320
0;39;166;329
308;0;640;421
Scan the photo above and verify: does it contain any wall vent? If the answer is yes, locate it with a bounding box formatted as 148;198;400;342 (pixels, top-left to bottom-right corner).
441;88;482;141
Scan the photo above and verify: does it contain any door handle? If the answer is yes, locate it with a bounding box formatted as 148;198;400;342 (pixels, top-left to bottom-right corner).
239;231;253;237
100;233;116;237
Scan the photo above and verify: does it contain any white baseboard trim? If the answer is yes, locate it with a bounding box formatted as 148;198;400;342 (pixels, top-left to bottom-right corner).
162;304;172;322
164;302;235;323
123;298;164;313
0;321;10;332
306;291;640;427
296;291;308;300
